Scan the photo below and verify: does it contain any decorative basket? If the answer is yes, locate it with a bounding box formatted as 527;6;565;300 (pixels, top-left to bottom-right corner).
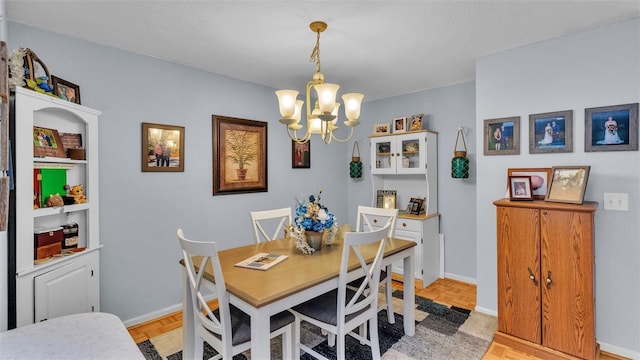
23;48;53;94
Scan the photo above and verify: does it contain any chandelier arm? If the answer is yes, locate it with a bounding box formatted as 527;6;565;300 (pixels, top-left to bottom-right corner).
327;126;355;143
287;125;312;144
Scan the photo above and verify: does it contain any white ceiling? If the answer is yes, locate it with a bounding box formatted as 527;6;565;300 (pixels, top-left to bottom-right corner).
5;1;640;102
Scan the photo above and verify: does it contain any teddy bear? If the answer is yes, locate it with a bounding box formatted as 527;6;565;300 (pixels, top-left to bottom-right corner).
45;193;64;207
68;184;87;204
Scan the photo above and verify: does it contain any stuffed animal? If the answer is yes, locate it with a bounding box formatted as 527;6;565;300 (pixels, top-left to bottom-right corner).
45;193;64;207
68;185;87;204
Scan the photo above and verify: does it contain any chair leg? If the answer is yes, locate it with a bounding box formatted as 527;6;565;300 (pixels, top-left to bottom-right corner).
327;332;336;347
369;318;381;360
336;332;346;360
359;323;367;344
282;324;294;360
294;317;302;360
385;265;395;324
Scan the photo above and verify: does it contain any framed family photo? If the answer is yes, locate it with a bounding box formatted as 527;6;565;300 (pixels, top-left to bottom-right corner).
529;110;573;154
393;117;407;133
33;126;66;158
507;167;552;200
292;140;310;168
51;76;81;105
212;115;268;195
484;116;520;155
141;122;185;172
546;166;591;204
374;123;390;135
585;103;638;152
508;175;533;201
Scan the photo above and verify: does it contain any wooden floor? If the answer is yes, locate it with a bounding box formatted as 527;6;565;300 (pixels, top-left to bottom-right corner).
127;278;626;360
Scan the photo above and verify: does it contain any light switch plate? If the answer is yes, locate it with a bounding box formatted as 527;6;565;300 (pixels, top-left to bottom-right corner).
603;193;628;211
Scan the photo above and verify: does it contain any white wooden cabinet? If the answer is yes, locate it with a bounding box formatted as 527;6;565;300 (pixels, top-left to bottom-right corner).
369;131;441;288
11;87;101;327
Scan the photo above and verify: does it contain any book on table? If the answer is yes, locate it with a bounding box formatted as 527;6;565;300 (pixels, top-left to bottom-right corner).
234;253;288;271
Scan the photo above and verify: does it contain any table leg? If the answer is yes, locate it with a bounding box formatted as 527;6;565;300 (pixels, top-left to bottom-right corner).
403;253;415;336
250;309;271;359
182;268;201;359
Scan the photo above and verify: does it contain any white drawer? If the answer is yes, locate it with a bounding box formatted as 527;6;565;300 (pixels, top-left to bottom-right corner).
394;218;422;233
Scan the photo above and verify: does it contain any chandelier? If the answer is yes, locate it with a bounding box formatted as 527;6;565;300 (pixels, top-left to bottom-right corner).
276;21;364;144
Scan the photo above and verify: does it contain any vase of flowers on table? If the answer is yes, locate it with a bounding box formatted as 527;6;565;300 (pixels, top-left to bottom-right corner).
295;190;336;251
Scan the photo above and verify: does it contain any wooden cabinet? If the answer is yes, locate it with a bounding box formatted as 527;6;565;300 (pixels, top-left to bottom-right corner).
493;199;597;360
11;87;101;327
369;131;440;288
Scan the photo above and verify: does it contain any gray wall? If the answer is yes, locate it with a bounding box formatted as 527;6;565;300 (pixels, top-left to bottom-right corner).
475;18;639;357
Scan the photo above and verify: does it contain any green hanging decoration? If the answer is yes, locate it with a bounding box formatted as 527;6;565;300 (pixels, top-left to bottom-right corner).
451;128;470;179
349;141;362;178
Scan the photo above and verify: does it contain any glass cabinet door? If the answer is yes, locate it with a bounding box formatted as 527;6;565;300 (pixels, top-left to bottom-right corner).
397;133;426;174
370;137;396;174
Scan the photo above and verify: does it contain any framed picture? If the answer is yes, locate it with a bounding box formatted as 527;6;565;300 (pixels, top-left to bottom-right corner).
292;140;310;168
585;103;638;152
212;115;267;195
409;114;423;131
141;122;185;172
484;116;520;155
374;123;390;135
529;110;573;154
507;168;552;200
33;126;66;158
393;117;407;133
545;166;591;204
376;190;396;208
383;194;396;209
51;76;81;105
508;176;533;201
409;197;424;215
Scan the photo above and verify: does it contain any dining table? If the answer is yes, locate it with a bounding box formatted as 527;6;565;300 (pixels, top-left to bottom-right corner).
181;236;417;359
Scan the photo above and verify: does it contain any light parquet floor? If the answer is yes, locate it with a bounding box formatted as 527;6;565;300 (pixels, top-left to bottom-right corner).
127;277;626;360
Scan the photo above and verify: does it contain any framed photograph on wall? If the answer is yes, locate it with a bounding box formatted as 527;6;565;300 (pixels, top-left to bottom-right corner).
212;115;268;195
292;140;310;168
585;103;638;152
508;176;533;200
393;117;407;133
545;166;591;204
483;116;520;155
51;76;81;105
141;122;185;172
507;168;552;200
529;110;573;154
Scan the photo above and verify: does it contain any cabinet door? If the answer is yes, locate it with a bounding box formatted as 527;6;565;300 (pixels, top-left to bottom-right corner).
393;227;423;283
496;206;541;344
34;258;97;322
370;136;396;174
396;133;426;174
540;209;595;359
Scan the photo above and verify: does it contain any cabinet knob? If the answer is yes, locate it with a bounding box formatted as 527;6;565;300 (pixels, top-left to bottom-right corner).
402;222;407;228
373;219;378;224
527;267;538;286
546;271;552;289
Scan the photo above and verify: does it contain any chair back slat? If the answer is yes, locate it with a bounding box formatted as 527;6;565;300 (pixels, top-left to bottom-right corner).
250;207;292;242
356;206;398;238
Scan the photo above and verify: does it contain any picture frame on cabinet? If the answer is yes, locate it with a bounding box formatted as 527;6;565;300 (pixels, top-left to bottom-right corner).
507;168;552;200
508;175;533;200
585;102;638;152
33;126;67;158
374;123;390;135
393;117;407;133
212;115;268;195
383;194;396;209
545;166;591;204
292;140;310;168
483;116;520;155
51;76;81;105
376;189;396;208
141;122;185;172
409;197;424;215
529;110;573;154
409;114;423;131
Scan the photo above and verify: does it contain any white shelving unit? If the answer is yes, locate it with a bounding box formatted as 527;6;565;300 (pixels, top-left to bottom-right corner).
369;130;441;288
12;87;101;327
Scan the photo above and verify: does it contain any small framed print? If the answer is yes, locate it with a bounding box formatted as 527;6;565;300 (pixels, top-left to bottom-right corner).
585;103;638;152
142;122;185;172
529;110;573;154
484;116;520;155
409;197;424;215
374;123;390;135
383;194;396;209
376;190;396;208
509;176;533;201
507;168;552;200
292;141;310;168
51;76;81;105
393;117;407;133
409;114;423;131
545;166;591;204
33;126;66;158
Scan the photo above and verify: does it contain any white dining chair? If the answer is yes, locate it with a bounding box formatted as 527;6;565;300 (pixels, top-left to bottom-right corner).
250;207;292;243
288;226;388;360
355;205;399;324
177;228;295;360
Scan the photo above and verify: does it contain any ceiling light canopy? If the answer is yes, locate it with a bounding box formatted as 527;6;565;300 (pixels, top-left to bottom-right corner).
276;21;364;144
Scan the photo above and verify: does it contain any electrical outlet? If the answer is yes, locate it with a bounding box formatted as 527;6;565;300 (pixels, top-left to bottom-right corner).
603;193;628;211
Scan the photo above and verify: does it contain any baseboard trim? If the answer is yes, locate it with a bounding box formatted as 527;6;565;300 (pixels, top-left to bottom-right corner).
443;272;476;284
597;341;638;360
123;303;181;328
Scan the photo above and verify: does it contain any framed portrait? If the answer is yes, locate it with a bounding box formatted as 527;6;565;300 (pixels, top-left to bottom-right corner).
508;176;533;201
507;168;552;200
393;117;407;133
529;110;573;154
51;76;81;105
33;126;66;158
545;166;591;204
292;140;310;168
585;103;638;152
409;114;423;131
141;122;185;172
212;115;267;195
374;123;390;135
483;116;520;155
409;197;424;215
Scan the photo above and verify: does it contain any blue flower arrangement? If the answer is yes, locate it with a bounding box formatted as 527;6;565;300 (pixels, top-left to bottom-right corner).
295;190;335;232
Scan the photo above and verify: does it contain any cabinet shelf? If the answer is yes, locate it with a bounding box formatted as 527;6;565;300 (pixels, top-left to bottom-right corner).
34;157;87;166
33;203;90;217
16;245;102;277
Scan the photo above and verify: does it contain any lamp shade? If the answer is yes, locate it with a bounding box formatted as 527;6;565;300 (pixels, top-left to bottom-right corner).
314;83;339;113
275;90;299;118
342;93;364;121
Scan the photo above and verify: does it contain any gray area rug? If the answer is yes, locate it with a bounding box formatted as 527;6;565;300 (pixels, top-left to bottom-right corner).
137;289;496;360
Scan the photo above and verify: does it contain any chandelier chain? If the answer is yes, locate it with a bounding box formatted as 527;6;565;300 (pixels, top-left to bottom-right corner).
310;30;321;73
